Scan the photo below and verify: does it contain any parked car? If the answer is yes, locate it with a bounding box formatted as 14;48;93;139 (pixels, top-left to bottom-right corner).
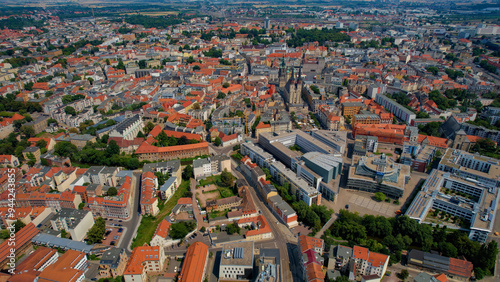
118;228;123;233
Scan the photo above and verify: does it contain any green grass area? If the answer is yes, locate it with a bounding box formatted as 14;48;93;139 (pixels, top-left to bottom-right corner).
131;179;190;249
218;186;235;198
199;175;220;187
199;175;236;198
209;210;228;219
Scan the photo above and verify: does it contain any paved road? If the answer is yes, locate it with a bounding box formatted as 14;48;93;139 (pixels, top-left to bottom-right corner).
115;171;142;255
208;142;238;157
231;160;300;282
190;178;210;230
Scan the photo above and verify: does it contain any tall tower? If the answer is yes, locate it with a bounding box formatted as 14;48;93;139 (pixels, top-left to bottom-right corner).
265;17;270;30
278;55;288;88
285;67;303;105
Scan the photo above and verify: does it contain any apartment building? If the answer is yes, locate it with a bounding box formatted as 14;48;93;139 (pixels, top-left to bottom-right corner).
99;248;129;279
342;101;365;117
206;196;243;212
375;93;416;124
298;235;325;282
87;176;132;219
11;191;82;210
193;155;231;180
124;246;165;282
332;245;389;279
150;219;172;248
50;208;94;241
140;171;159;216
352;111;382;125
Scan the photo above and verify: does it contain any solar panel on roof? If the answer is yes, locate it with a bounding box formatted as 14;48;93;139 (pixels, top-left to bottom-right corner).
233;247;244;259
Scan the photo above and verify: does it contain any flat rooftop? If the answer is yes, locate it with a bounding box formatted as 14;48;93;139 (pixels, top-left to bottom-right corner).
220;240;254;267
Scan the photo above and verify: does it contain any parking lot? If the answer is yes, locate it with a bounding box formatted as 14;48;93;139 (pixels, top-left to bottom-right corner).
102;226;123;247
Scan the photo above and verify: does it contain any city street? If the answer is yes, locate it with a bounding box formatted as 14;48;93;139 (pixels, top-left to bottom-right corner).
116;171;142;254
231;159;301;282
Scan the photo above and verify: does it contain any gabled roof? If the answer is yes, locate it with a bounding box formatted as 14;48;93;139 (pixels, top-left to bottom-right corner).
153;219;171;239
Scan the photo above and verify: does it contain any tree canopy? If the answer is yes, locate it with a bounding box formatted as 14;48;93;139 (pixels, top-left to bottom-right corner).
86;217;105;244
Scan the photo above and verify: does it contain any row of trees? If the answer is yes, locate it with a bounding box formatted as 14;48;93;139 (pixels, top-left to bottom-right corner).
326;210;498;279
54;137;141;170
428;90;458;110
0;94;43;113
153;131;200;147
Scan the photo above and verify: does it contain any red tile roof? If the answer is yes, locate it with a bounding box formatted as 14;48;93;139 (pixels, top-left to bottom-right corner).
449;257;473;278
153;219;171;239
298;235;324;253
177;197;192;205
124;246;161;275
178;242;209;282
352;245;369;261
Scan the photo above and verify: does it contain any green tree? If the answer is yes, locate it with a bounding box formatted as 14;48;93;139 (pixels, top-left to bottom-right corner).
64;106;76;116
169;221;196;239
399;269;409;281
107;187;118;196
72;75;81;82
86;217;106;244
26;152;36;166
13;220;26;233
214;136;222;146
374;192;386;202
192;65;200;71
20;125;35;138
143;122;155;134
106;140;120;156
54;141;78;158
126;158;140;170
36;139;47;149
226;223;241;235
24;82;33;91
182;165;193;180
220;170;234;187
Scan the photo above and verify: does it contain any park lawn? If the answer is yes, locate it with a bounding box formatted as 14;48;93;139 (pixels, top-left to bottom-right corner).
131;179;190;249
